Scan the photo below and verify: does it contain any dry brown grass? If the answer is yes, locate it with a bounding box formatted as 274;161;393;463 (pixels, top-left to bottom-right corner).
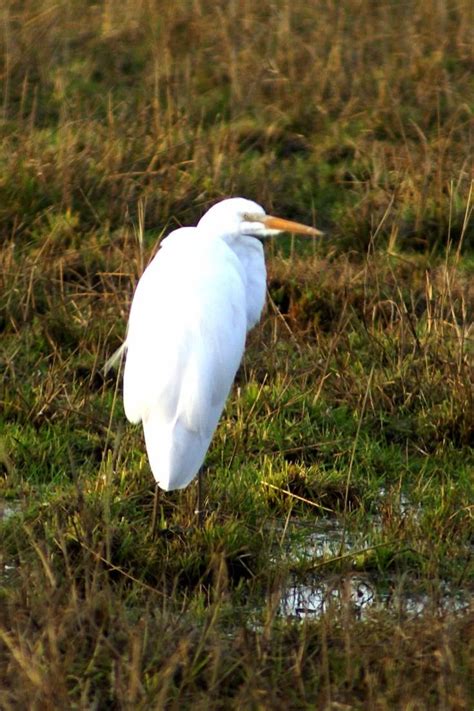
1;1;473;708
1;0;473;245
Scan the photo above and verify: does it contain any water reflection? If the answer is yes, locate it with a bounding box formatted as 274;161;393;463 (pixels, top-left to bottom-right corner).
273;489;471;621
280;575;376;619
0;499;21;521
279;575;471;620
0;499;21;582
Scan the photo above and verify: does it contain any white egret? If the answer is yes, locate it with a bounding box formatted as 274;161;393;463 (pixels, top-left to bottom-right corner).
121;197;322;523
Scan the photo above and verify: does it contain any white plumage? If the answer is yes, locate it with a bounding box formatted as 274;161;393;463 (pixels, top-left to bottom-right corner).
122;197;321;492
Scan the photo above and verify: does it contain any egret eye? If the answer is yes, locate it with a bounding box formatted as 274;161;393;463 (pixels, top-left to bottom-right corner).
242;212;265;223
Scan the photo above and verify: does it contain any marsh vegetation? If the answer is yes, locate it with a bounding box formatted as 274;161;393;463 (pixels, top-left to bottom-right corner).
1;1;473;707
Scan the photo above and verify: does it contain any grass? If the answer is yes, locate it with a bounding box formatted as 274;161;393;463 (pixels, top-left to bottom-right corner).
1;0;473;707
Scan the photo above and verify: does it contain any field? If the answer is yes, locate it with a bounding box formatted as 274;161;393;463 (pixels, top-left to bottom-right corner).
1;1;473;708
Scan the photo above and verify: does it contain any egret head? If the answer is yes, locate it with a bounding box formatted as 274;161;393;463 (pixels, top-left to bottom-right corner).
197;197;322;242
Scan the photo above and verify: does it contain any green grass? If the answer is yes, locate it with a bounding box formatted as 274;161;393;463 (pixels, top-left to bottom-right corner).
1;0;473;707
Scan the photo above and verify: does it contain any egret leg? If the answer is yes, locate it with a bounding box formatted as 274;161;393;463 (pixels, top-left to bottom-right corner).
195;467;206;528
151;484;160;538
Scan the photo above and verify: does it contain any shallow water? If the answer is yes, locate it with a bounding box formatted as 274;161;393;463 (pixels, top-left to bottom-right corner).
0;499;21;521
279;575;472;620
277;487;423;562
273;490;472;621
0;499;21;581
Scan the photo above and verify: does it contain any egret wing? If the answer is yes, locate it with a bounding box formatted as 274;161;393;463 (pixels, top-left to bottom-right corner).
123;232;247;489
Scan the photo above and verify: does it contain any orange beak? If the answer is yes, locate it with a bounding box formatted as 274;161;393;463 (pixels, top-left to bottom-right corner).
261;214;323;236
